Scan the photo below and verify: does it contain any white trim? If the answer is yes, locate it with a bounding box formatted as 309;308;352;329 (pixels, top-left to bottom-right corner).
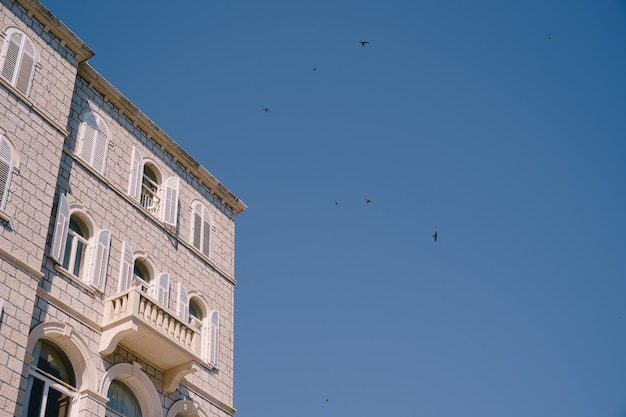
100;362;162;417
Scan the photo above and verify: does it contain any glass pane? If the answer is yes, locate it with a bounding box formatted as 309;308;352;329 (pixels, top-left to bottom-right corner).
107;379;142;417
24;377;44;417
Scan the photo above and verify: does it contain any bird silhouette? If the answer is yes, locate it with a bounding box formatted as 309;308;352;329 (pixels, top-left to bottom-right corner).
547;34;552;40
433;231;438;242
261;108;271;112
360;41;370;47
365;198;372;204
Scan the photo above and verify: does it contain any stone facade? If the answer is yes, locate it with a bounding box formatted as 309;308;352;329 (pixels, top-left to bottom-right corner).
0;1;246;416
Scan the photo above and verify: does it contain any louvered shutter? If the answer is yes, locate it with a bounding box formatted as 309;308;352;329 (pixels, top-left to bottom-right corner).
192;206;202;250
208;310;220;366
128;147;142;200
15;37;35;95
0;137;13;209
118;241;134;292
0;33;21;84
78;113;97;164
202;209;211;257
89;229;111;291
92;123;108;174
51;194;70;262
177;282;189;323
162;176;179;226
155;272;170;307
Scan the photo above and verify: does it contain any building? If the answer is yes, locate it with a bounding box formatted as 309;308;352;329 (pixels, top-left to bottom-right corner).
0;1;247;416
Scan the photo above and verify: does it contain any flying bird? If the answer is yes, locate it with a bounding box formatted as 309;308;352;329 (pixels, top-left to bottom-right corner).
261;108;271;113
359;41;370;47
433;231;438;242
365;198;372;204
547;34;552;40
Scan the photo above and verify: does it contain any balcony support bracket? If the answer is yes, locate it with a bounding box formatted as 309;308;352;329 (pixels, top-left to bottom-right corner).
99;320;138;355
164;361;197;393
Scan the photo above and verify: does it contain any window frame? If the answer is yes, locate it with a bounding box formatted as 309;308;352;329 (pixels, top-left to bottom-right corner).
190;201;212;257
76;110;109;175
50;194;111;291
0;28;37;96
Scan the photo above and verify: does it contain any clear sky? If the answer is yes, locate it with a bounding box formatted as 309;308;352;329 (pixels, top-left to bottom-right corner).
45;1;626;416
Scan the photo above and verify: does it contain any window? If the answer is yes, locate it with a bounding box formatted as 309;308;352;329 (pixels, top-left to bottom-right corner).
128;147;179;226
62;216;88;277
177;289;220;367
106;379;142;417
0;135;15;210
0;29;36;96
51;194;111;291
191;202;211;257
119;242;170;307
77;111;109;174
23;339;76;417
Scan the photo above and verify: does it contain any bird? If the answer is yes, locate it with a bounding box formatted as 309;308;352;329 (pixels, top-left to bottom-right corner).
313;67;318;71
325;399;329;403
261;108;271;113
365;198;372;204
547;34;552;40
335;201;339;207
433;231;438;242
359;41;370;47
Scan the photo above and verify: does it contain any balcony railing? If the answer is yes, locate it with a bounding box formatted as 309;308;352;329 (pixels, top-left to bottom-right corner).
99;284;200;392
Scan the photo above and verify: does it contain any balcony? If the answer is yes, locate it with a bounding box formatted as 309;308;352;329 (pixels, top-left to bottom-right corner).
99;284;200;392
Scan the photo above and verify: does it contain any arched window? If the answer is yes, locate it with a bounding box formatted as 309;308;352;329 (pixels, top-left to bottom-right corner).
118;242;170;307
177;289;220;367
51;194;111;291
190;202;211;257
107;379;142;417
77;111;109;174
62;215;89;277
128;147;179;226
0;28;36;96
24;339;76;417
0;134;15;210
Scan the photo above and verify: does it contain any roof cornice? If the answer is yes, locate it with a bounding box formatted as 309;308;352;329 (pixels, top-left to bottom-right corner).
78;63;247;215
14;0;94;62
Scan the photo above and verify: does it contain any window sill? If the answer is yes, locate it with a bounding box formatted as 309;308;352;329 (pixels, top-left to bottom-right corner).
53;264;98;295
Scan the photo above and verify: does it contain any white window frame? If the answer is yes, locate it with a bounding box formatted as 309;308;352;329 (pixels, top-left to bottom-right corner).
190;202;211;257
0;28;36;96
128;147;179;226
76;110;109;175
50;194;111;291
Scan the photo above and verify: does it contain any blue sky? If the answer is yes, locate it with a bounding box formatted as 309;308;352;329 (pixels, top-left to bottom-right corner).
46;1;626;416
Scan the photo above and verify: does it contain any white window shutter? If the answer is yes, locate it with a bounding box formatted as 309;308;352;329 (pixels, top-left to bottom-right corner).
192;205;202;250
155;272;170;307
162;176;179;226
177;282;189;323
118;241;134;292
15;37;35;95
92;127;108;175
128;146;143;201
0;137;13;209
51;194;70;263
208;310;220;366
89;229;111;291
202;211;211;257
1;33;21;84
78;114;97;164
